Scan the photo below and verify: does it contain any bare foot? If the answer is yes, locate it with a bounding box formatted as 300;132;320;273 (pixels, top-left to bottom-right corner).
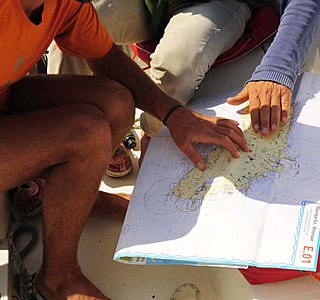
139;132;151;168
35;268;111;300
91;191;130;221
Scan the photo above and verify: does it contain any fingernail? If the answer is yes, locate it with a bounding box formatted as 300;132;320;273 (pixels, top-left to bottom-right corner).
282;116;287;123
196;161;206;170
271;124;277;131
262;128;269;135
234;121;239;125
253;124;260;132
245;145;250;151
236;151;241;158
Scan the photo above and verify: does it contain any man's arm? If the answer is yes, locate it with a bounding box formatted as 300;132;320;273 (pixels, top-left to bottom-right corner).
88;44;184;125
228;0;320;135
87;45;249;169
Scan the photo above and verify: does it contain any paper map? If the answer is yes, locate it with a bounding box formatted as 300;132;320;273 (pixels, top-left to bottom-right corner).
115;73;320;271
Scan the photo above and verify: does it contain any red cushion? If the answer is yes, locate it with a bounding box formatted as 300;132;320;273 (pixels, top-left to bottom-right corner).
130;39;157;67
239;257;320;285
130;5;280;68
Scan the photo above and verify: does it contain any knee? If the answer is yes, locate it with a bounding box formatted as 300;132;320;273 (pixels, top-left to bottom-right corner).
151;47;192;78
65;104;113;164
91;78;135;133
150;49;203;101
102;80;136;133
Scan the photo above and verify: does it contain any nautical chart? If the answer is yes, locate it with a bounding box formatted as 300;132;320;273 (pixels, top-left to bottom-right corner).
115;73;320;271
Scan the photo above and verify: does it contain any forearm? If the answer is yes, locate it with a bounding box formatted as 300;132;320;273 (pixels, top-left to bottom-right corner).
249;0;320;90
87;44;182;123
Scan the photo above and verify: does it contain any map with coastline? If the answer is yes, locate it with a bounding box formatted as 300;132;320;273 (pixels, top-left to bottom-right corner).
115;73;320;271
142;103;297;216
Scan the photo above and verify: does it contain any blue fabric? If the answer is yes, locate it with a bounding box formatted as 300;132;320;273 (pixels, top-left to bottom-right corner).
249;0;320;90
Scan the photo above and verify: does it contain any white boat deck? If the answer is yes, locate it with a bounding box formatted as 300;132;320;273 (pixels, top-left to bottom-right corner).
1;33;320;300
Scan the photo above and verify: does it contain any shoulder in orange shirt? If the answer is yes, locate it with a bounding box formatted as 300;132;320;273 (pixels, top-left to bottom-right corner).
0;0;113;110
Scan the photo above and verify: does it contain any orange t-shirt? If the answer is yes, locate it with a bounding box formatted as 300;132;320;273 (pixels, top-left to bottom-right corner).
0;0;113;111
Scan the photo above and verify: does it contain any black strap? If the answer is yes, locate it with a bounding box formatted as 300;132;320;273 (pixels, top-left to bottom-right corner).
163;105;183;126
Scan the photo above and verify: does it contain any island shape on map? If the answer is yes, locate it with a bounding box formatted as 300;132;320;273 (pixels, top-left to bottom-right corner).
173;107;291;201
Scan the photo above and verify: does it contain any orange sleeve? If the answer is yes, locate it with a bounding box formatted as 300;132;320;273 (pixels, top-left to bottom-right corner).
54;3;113;60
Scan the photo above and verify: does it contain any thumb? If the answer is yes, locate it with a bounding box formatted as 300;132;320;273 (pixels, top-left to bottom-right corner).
227;89;248;106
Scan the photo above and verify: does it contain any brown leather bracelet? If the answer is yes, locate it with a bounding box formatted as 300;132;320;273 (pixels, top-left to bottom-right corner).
163;104;184;126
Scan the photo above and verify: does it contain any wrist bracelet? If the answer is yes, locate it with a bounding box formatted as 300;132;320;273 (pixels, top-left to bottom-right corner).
163;105;184;126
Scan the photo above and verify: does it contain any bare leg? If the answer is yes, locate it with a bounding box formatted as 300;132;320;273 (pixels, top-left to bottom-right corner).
13;75;134;222
11;75;135;152
37;107;112;300
8;75;135;299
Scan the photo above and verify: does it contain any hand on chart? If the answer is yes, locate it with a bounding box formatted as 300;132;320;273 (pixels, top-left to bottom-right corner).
227;81;292;135
165;107;249;170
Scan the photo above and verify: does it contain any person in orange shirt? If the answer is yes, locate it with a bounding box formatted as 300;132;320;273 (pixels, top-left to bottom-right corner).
1;0;248;299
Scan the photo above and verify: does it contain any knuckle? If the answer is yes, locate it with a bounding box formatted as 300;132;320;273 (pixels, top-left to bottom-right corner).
220;135;233;147
281;98;291;107
271;110;279;119
250;106;259;116
272;88;281;98
226;128;235;136
221;135;230;142
260;105;270;113
249;98;260;108
250;114;259;122
222;127;233;135
260;88;268;95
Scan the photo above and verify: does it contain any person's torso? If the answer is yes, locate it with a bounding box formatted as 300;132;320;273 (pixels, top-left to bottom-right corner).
0;0;73;94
